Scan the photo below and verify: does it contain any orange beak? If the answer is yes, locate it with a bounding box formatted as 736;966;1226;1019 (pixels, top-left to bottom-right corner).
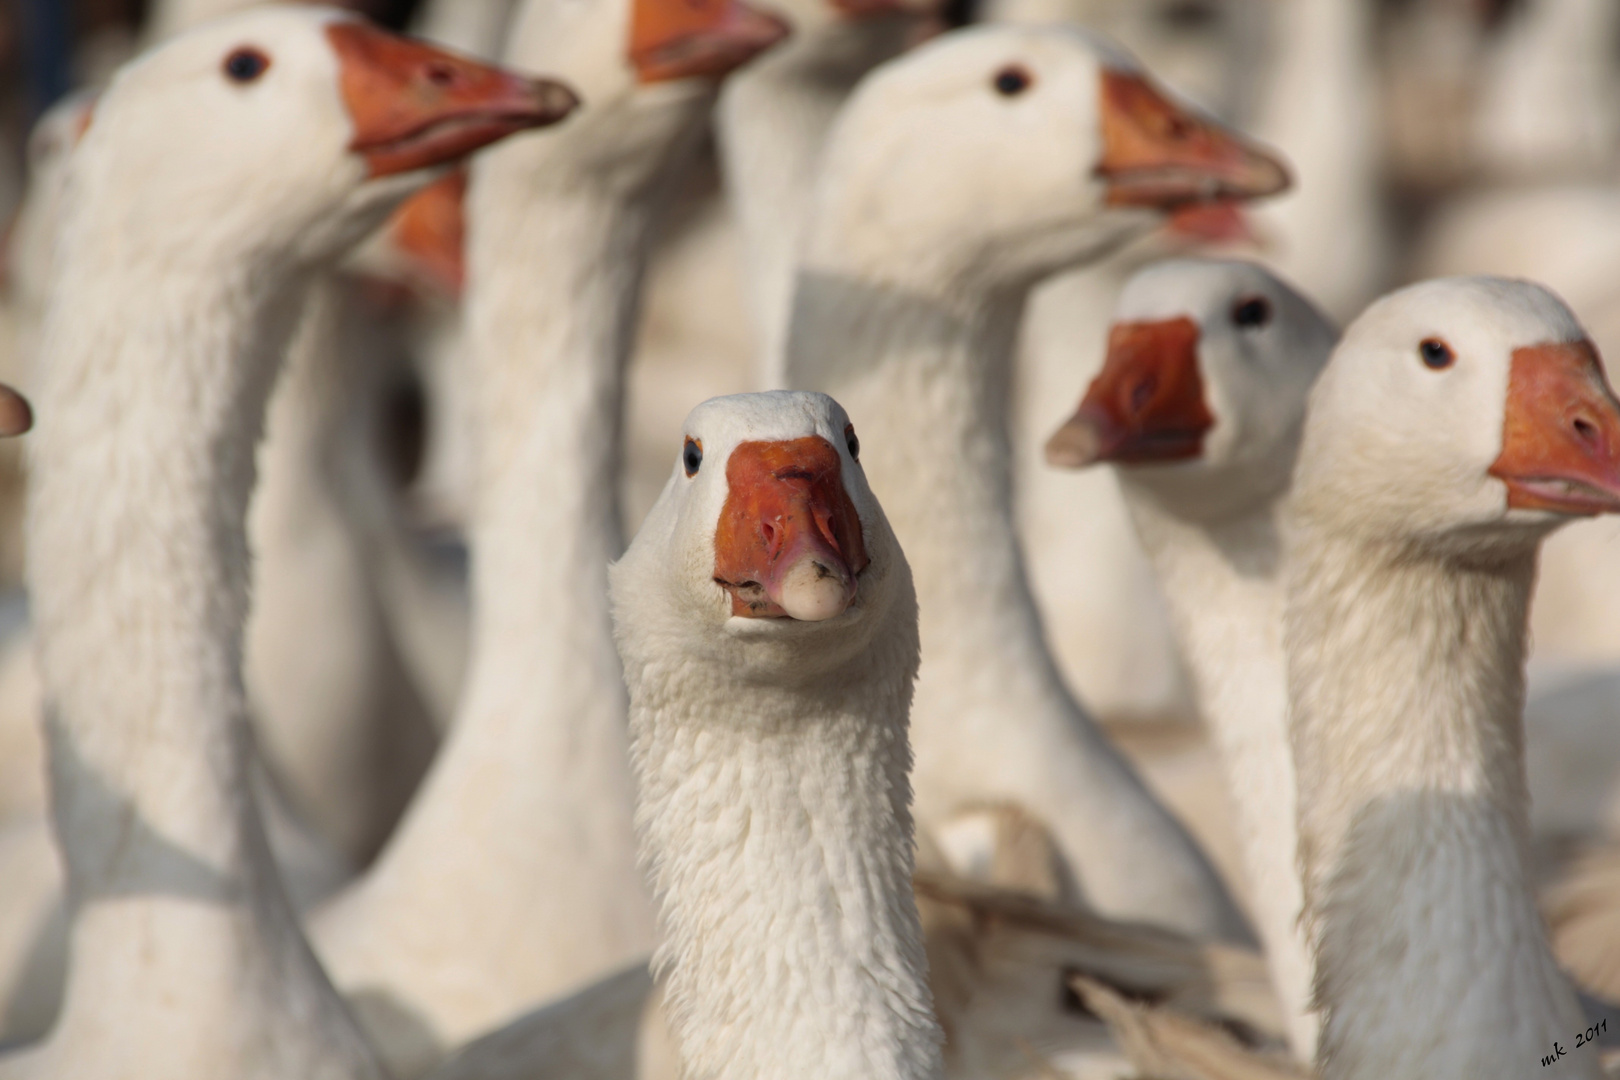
1489;340;1620;516
1097;69;1290;210
326;22;579;179
713;437;869;621
1045;316;1212;468
388;169;467;296
629;0;790;84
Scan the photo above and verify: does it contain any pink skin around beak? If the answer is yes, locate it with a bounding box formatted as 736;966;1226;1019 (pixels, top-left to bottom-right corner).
712;436;869;621
1490;339;1620;516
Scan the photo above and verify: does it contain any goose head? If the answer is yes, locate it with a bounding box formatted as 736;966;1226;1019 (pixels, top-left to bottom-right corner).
1291;277;1620;555
803;24;1288;296
614;391;910;679
1045;257;1336;517
69;6;576;270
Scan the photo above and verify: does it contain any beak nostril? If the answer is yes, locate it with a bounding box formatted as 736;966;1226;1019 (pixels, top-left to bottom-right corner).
1128;376;1158;415
425;62;456;87
1575;416;1600;444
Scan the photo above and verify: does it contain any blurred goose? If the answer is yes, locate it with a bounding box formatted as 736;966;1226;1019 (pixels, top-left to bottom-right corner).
308;0;785;1073
715;0;936;387
1284;277;1620;1080
1045;257;1336;1056
786;23;1287;938
0;9;574;1077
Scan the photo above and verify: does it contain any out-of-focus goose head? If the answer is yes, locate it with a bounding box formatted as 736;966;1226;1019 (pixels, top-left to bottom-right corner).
804;24;1289;295
1046;257;1335;516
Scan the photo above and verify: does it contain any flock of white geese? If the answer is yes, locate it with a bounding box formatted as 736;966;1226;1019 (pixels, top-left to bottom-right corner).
1;1;1620;1079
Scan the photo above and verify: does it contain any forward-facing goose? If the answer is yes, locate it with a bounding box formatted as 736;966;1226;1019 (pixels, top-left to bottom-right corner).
1044;257;1337;1057
1284;277;1620;1080
0;9;575;1077
611;389;944;1080
785;23;1288;937
309;0;786;1072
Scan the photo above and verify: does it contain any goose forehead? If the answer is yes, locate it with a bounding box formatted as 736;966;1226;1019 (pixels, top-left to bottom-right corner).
100;6;351;137
858;23;1120;103
1346;276;1585;357
1115;258;1276;324
126;6;346;80
683;391;850;450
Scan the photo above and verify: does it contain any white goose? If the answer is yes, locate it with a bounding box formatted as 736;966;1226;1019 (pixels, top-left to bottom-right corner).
1284;277;1620;1080
308;0;786;1072
611;389;944;1080
0;9;574;1077
785;23;1287;937
1044;257;1337;1057
715;0;935;387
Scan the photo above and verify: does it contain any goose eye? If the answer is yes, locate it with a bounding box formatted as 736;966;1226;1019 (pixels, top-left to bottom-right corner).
223;47;270;83
1419;338;1455;370
844;423;860;461
1231;295;1271;329
683;437;703;477
993;65;1033;97
1159;0;1220;32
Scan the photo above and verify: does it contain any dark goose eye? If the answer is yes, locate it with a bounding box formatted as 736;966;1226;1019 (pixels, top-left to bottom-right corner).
683;437;703;477
844;423;860;461
1419;338;1455;370
1231;295;1271;329
993;65;1033;97
223;47;271;83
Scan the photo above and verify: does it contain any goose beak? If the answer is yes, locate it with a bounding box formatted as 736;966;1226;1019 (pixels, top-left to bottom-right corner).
1097;69;1290;209
1045;316;1212;468
714;437;869;621
389;169;467;296
327;22;580;179
1489;340;1620;516
630;0;791;84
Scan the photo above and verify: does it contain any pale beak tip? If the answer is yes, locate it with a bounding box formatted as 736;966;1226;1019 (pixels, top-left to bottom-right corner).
1044;418;1103;470
535;79;582;124
776;557;857;622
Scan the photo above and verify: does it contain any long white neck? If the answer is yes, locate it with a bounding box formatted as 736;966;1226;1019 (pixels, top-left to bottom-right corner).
22;243;381;1077
1286;532;1596;1080
313;118;700;1045
625;612;942;1080
1118;473;1316;1056
784;272;1245;941
716;14;915;388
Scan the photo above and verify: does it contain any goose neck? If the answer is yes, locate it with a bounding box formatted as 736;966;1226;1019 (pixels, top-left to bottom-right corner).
30;258;305;892
625;612;943;1080
1119;484;1319;1053
1285;531;1587;1079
